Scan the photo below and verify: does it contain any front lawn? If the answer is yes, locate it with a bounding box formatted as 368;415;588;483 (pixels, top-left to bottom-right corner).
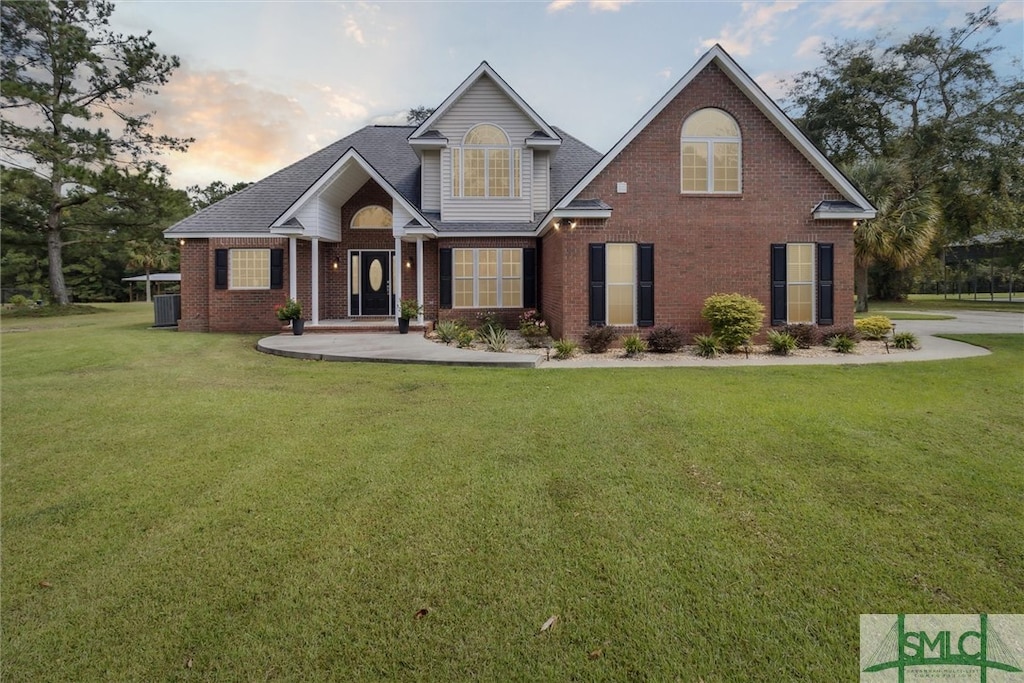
2;305;1022;681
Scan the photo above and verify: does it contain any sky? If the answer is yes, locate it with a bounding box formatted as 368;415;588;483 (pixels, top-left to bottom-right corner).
108;0;1024;190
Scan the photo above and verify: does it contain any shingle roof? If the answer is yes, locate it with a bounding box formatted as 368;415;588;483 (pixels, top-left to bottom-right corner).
166;126;420;235
166;123;601;237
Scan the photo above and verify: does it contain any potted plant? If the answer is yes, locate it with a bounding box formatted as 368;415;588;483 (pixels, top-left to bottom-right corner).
397;298;422;334
275;297;304;335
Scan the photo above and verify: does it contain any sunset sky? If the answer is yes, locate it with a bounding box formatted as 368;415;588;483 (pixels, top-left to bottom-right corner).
108;0;1023;189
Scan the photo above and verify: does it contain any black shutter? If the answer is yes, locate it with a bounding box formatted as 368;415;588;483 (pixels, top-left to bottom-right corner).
770;244;787;326
589;244;606;326
522;247;537;309
215;249;228;290
638;243;654;327
270;249;284;289
817;243;834;325
439;248;452;309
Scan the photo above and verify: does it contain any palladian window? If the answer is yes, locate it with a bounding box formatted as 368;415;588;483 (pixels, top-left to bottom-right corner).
351;205;392;229
452;124;521;198
681;108;741;193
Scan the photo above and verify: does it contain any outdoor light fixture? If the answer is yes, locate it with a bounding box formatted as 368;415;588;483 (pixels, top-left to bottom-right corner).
852;221;860;228
179;239;186;246
406;255;414;269
332;259;339;270
552;218;577;231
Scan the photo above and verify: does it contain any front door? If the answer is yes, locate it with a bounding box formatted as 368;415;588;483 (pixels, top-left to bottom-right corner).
359;251;392;316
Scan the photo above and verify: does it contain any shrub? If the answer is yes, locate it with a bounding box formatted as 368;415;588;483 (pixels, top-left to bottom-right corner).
623;334;648;357
693;334;722;359
646;326;684;353
782;323;819;349
827;334;857;354
456;330;475;348
766;329;797;355
855;315;893;340
7;294;30;309
893;331;918;349
475;310;504;336
478;325;508;352
435;320;464;345
517;309;550;347
820;324;861;343
553;338;578;359
581;325;618;353
701;293;764;352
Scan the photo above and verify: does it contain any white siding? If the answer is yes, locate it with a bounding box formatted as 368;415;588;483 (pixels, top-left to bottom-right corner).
392;203;413;233
317;196;341;241
437;74;537;223
294;196;342;242
421;150;440;212
532;150;549;211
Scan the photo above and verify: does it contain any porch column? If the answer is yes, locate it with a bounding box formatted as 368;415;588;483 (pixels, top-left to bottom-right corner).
393;236;402;321
288;237;297;299
311;237;320;325
416;237;424;324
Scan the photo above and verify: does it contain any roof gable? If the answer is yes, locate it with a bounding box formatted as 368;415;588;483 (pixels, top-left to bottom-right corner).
555;44;875;218
409;62;561;146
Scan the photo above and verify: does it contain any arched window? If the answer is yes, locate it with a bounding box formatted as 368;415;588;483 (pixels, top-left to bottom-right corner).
680;108;741;193
452;123;520;198
351;205;392;229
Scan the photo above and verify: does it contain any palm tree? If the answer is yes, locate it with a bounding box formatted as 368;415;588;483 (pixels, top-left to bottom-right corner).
125;239;174;302
844;159;942;311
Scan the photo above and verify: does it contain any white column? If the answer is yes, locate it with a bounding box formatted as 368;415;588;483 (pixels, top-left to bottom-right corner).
393;236;402;321
311;238;320;325
416;237;424;324
288;237;297;298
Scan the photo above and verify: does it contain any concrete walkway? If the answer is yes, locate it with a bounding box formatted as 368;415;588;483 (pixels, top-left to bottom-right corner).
256;310;1022;368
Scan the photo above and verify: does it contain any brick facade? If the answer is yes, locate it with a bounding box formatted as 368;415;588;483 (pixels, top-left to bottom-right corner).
543;64;855;341
174;56;862;339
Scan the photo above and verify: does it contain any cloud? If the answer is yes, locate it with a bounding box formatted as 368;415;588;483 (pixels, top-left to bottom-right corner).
993;0;1023;24
658;67;672;80
344;16;365;45
700;1;802;56
795;35;823;59
547;0;636;12
811;0;904;31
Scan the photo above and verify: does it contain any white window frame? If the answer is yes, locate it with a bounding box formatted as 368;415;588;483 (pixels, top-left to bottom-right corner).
786;243;816;324
452;248;524;309
606;243;637;326
228;248;271;290
451;124;522;199
680;108;742;195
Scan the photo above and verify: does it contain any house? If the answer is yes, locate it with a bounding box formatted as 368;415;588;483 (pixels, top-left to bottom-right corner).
164;45;875;339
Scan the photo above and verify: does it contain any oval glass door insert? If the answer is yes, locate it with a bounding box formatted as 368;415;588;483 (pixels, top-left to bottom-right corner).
369;258;383;292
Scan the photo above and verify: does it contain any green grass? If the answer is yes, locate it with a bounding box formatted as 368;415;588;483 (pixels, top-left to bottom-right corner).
856;311;954;320
3;304;1023;681
872;294;1024;314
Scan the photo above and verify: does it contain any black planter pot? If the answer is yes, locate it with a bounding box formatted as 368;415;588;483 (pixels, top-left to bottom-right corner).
398;318;410;334
291;319;305;335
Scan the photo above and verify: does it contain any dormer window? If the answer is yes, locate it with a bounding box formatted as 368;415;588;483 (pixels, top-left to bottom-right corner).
452;124;521;198
681;108;741;193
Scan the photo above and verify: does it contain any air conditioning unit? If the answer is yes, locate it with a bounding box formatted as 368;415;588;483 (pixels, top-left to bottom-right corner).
153;294;181;328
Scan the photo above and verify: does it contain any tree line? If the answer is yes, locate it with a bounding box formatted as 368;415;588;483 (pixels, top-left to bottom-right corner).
785;6;1023;308
2;1;1021;307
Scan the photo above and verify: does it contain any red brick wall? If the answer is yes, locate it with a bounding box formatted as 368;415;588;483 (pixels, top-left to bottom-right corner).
548;63;855;341
202;237;293;333
178;239;210;332
435;236;538;329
